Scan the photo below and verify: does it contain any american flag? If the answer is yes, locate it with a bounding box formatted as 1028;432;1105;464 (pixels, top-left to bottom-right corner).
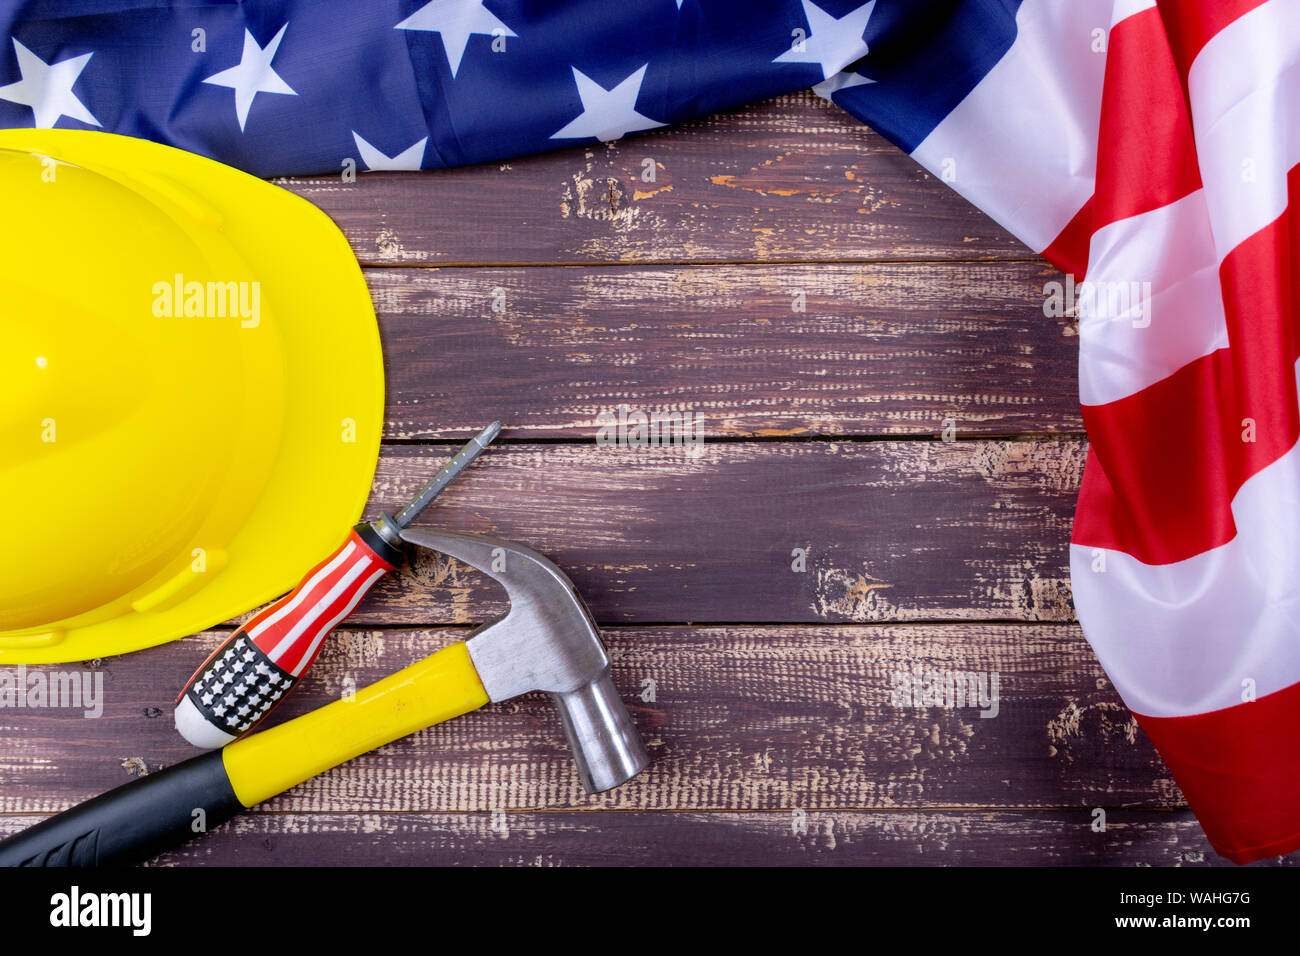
3;0;1296;863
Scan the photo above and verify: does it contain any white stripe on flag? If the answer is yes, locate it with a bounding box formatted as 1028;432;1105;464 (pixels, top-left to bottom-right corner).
1078;190;1227;405
1108;0;1155;27
1188;0;1300;262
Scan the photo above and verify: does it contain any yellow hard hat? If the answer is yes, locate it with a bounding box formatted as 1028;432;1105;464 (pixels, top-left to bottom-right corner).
0;130;385;664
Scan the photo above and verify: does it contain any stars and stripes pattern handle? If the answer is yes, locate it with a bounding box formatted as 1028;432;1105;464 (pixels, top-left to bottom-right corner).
175;529;397;749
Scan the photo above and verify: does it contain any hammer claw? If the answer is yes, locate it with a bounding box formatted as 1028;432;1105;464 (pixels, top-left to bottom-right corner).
401;528;650;793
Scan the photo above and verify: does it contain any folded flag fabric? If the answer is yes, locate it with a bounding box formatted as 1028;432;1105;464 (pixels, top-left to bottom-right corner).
839;0;1300;865
3;0;1297;863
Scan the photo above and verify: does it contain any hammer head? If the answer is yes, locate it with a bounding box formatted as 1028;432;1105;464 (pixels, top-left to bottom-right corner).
399;529;650;793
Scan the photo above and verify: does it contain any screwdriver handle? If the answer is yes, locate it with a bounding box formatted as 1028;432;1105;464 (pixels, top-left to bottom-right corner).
174;524;401;749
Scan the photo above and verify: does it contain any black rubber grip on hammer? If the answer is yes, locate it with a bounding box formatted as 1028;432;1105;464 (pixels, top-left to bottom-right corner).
0;750;243;867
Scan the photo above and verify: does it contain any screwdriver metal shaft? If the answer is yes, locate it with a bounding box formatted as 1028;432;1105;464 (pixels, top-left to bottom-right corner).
394;420;501;528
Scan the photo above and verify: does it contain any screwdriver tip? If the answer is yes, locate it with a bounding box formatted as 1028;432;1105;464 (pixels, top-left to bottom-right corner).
477;420;503;446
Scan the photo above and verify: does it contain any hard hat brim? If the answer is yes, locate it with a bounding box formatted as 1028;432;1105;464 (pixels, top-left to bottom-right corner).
0;130;385;664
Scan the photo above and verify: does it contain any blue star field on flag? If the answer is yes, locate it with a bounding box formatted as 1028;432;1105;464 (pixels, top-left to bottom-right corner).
0;0;1018;177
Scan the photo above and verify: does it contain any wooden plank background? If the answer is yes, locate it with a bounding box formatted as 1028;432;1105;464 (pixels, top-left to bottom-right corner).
2;92;1290;865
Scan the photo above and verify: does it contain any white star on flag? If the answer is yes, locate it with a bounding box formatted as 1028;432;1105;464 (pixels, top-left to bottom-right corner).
395;0;516;79
352;131;428;170
812;70;875;101
774;0;875;81
550;65;665;143
0;38;100;129
203;24;297;131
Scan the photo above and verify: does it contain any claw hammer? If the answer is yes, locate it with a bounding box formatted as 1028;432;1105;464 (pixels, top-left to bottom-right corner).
0;530;650;867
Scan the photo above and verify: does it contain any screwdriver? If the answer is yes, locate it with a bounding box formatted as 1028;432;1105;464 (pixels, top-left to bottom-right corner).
174;421;502;749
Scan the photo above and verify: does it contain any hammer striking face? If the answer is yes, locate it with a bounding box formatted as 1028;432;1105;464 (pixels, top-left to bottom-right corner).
400;529;650;793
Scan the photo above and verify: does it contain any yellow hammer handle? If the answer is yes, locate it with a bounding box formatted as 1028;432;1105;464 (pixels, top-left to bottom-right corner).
221;641;490;806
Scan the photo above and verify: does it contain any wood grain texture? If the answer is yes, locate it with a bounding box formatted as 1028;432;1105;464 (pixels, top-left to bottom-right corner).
277;92;1031;266
100;811;1282;867
0;625;1175;816
333;440;1084;625
371;261;1081;440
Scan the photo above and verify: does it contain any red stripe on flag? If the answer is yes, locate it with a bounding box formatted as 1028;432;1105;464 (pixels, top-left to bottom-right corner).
1135;679;1300;864
1092;7;1201;228
1073;162;1300;561
1039;7;1200;277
